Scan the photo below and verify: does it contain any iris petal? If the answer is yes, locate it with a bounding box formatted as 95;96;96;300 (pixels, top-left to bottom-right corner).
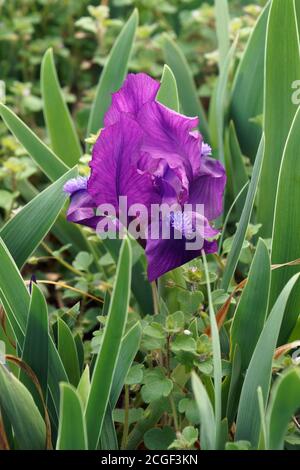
66;189;101;229
88;114;160;212
104;73;160;127
64;73;227;281
189;156;226;221
145;210;219;281
138;101;201;177
146;236;218;282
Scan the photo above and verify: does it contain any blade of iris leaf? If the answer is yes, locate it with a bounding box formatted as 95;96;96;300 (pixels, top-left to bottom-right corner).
214;0;230;71
156;64;179;112
257;386;267;450
57;319;80;387
225;344;242;426
0;407;14;450
21;284;49;409
0;238;31;345
214;38;238;164
110;322;142;408
225;240;270;425
86;9;138;141
202;250;222;449
100;403;118;451
0;290;25;354
235;273;300;446
270;106;300;343
230;2;269;161
0;364;46;450
132;256;154;314
17;178;94;260
41;48;82;166
231;238;271;371
296;0;300;37
85;238;132;450
56;383;87;450
0;238;68;424
44;338;68;426
0;167;77;269
192;372;216;450
218;181;249;255
0;321;17;377
101;322;142;450
162;34;209;141
257;0;300;237
221;137;264;291
208;85;218;151
0;104;68;181
77;365;90;410
74;334;84;374
228;122;248;218
224;126;236;206
266;368;300;450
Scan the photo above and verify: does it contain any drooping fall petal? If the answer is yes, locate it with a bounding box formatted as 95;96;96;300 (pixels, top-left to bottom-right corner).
64;177;101;229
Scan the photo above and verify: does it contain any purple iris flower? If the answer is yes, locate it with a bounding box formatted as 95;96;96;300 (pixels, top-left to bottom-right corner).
64;73;226;281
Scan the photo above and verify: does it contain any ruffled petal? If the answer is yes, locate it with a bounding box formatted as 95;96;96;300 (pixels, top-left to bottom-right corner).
189;156;226;221
138;101;201;185
104;73;160;127
88;114;160;212
64;176;88;194
65;189;101;229
64;71;226;282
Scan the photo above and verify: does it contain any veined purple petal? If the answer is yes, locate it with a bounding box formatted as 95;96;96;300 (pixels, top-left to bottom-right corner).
137;101;201;192
189;156;226;221
146;236;198;281
64;176;88;194
66;189;101;229
88;114;160;212
153;161;187;204
146;235;218;282
64;71;227;282
145;209;219;281
136;155;186;204
104;73;160;127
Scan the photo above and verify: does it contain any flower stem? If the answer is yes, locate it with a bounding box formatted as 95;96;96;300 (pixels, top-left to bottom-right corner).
151;281;159;315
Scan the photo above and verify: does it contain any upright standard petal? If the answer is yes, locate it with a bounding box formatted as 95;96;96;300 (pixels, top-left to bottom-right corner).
104;73;160;127
189;156;226;221
88;114;159;213
137;101;201;190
